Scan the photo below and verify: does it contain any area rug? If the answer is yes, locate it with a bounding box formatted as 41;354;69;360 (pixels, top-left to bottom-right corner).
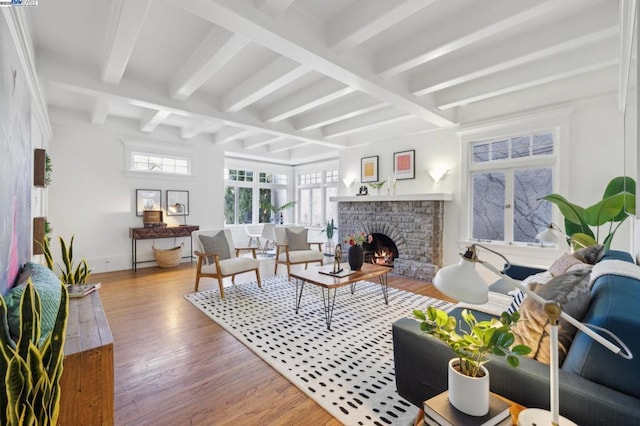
185;275;453;426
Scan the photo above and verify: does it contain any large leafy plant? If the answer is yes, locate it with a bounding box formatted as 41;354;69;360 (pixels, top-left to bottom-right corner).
413;307;531;378
0;280;68;425
541;176;636;249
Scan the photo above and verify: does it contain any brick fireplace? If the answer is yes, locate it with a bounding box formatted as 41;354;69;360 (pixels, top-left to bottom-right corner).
335;194;450;281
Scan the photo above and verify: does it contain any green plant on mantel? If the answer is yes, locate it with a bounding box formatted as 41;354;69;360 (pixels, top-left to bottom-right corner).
0;280;68;425
367;181;386;191
39;235;91;284
541;176;636;249
413;307;531;378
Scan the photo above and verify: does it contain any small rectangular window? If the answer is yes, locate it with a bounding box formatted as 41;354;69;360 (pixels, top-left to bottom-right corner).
131;152;191;175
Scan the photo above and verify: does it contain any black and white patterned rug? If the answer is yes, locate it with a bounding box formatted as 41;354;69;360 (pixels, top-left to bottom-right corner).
185;275;453;426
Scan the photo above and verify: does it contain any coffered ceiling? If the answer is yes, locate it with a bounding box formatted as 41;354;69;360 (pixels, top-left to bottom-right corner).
28;0;636;165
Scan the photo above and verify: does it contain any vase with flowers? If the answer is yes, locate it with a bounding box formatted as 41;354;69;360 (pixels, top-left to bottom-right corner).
344;231;369;270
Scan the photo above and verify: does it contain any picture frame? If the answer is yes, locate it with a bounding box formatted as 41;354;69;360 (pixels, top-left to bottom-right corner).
166;190;190;216
136;189;162;216
393;149;415;180
361;155;379;183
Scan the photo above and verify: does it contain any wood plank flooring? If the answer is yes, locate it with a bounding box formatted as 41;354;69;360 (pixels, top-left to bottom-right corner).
92;258;453;425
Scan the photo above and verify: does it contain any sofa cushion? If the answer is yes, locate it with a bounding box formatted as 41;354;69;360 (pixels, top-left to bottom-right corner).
5;262;62;343
505;271;553;314
549;254;583;277
285;228;310;251
199;232;231;263
562;267;640;399
512;269;591;365
572;244;606;264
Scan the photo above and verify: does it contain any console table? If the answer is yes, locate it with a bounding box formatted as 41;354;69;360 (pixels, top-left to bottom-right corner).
129;225;199;271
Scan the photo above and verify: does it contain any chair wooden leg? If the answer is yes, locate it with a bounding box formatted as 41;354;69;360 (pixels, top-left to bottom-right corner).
217;276;225;299
194;274;201;292
255;268;262;288
231;276;235;286
286;263;291;278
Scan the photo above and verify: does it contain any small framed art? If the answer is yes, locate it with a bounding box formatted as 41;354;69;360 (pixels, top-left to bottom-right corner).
361;156;379;183
394;149;415;180
136;189;162;216
166;190;190;216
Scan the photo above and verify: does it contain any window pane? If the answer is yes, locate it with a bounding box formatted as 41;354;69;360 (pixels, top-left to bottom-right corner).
238;187;253;224
299;189;311;225
532;133;554;156
326;186;337;228
472;172;505;241
259;188;272;223
312;188;322;226
224;187;236;225
511;136;530;158
513;168;552;243
472;143;490;162
491;140;509;160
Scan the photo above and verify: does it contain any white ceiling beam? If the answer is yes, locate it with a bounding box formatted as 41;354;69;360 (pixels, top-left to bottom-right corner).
182;121;224;138
169;0;454;127
243;134;286;149
139;109;170;132
222;57;310;112
411;15;618;96
213;127;255;144
376;0;555;78
436;44;618;110
618;0;637;111
262;79;354;123
294;94;387;131
39;56;345;149
91;99;110;124
327;0;436;51
322;108;414;139
101;0;153;84
269;140;310;154
254;0;296;16
169;29;249;100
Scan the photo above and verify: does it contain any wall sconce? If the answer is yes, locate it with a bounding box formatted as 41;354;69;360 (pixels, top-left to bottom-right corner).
428;167;449;183
342;176;356;188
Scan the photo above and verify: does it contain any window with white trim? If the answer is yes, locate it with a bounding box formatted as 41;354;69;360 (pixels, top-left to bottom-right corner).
224;169;290;225
298;169;338;227
468;131;555;245
131;152;190;175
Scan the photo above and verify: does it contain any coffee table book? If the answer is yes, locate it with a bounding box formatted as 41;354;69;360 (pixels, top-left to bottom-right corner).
423;391;511;426
66;282;102;298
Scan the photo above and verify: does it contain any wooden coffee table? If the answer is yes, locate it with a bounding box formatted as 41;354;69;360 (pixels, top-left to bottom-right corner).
290;262;392;330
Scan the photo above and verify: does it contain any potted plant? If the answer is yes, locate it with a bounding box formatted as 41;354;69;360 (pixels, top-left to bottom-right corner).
367;180;386;195
413;307;531;416
320;219;337;255
541;176;636;249
261;201;297;224
344;231;369;270
39;235;92;284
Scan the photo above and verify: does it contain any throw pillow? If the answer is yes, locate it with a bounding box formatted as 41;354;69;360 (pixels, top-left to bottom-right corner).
511;269;591;365
5;262;63;344
199;232;231;264
505;271;553;314
285;228;310;251
572;244;606;264
548;254;583;277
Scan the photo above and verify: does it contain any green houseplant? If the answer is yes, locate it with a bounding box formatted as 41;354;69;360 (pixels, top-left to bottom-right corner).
39;235;91;284
320;219;337;240
0;279;68;425
541;176;636;249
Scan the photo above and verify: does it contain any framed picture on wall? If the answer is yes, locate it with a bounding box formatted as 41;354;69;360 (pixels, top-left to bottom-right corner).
361;156;379;183
166;190;190;216
136;189;162;216
394;149;415;180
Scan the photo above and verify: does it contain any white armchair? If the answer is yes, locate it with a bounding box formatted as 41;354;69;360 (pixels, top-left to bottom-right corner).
274;226;324;276
192;229;262;298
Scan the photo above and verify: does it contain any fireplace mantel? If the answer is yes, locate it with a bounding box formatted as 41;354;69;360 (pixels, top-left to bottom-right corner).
330;193;452;202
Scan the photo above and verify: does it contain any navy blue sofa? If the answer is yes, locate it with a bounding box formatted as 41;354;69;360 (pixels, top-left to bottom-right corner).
392;250;640;425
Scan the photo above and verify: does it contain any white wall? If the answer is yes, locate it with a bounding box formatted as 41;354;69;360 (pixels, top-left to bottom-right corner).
338;92;636;278
48;118;225;273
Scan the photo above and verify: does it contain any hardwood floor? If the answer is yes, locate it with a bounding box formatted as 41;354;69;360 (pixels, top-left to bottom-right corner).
92;258;453;425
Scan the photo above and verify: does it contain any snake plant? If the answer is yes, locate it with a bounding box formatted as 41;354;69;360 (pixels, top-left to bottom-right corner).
0;279;68;425
38;235;91;284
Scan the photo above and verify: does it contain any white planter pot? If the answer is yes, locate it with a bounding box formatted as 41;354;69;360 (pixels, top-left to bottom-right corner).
447;358;490;416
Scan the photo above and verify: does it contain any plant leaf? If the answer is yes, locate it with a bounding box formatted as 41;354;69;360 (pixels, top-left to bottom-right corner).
540;194;586;225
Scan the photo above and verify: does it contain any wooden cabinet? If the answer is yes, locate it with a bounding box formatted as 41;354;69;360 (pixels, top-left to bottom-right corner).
59;291;114;425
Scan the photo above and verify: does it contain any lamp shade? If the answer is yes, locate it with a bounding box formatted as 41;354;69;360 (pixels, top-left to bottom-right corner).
536;225;558;243
433;257;489;304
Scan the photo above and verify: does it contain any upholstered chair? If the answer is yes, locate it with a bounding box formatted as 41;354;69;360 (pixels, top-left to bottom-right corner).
274;226;323;276
192;229;261;298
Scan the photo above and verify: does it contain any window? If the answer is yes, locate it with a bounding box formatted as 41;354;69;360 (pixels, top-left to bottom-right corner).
131;152;190;175
469;131;555;245
298;169;338;227
224;168;290;225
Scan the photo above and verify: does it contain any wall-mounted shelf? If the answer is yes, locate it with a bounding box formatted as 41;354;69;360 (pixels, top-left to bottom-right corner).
34;148;46;187
330;193;453;202
33;216;46;254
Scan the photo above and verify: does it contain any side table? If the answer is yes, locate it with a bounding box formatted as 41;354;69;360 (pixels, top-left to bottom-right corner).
129;225;199;270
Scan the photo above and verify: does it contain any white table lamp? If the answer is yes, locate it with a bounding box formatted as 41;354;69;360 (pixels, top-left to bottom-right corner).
433;244;632;426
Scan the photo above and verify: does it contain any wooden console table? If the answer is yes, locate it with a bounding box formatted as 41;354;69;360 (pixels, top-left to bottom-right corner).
129;225;199;271
59;290;114;425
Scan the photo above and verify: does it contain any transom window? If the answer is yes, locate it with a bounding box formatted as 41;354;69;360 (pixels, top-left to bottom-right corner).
131;152;190;175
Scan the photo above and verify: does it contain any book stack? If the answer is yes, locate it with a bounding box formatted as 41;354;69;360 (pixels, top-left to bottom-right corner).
66;282;102;299
423;391;512;426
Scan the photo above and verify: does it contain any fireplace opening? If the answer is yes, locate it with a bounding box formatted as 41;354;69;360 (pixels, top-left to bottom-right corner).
364;233;398;266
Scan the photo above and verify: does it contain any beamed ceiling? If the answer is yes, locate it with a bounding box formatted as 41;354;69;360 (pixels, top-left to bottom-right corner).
28;0;636;165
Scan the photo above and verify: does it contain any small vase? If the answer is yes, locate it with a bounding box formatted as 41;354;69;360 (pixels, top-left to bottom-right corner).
447;358;489;416
348;245;364;270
